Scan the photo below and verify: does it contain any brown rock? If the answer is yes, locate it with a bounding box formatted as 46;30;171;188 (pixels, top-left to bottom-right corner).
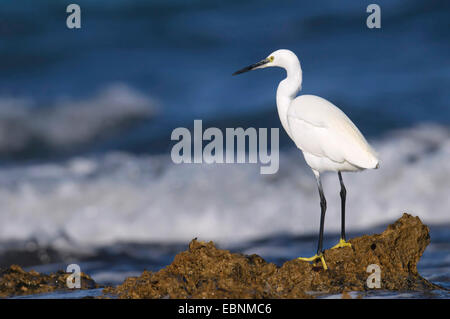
105;213;441;299
0;265;98;298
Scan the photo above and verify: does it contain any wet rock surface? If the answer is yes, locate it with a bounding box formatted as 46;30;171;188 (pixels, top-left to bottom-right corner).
0;265;98;298
105;213;440;298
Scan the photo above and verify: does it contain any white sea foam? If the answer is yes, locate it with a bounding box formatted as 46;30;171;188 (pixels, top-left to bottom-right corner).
0;83;156;153
0;124;448;248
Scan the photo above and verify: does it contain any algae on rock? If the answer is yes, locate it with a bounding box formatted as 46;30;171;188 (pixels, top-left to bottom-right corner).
105;213;438;299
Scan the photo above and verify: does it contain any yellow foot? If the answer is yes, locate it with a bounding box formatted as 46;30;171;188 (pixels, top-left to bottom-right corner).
297;254;328;270
331;238;352;250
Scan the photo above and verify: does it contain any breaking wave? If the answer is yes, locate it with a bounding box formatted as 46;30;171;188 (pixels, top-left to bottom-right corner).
0;123;448;248
0;83;156;156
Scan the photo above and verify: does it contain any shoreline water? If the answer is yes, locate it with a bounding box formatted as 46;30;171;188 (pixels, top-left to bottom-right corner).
0;124;448;248
2;214;450;299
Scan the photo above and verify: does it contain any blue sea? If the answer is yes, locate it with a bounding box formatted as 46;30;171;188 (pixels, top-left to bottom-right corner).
0;0;449;298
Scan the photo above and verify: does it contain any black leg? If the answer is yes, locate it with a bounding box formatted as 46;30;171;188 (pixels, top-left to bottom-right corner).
315;174;327;255
338;171;346;241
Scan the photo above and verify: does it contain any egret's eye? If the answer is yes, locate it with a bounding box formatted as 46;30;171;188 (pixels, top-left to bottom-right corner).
269;56;274;62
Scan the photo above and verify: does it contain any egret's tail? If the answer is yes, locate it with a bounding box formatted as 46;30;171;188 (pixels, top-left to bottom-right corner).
354;153;379;170
366;156;380;169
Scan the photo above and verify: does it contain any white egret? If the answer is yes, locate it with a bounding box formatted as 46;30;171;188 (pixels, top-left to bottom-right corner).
233;49;379;270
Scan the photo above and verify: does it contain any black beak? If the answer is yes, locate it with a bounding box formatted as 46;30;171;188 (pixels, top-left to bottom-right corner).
232;58;270;76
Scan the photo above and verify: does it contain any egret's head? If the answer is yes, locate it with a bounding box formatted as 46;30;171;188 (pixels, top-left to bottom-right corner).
232;49;299;75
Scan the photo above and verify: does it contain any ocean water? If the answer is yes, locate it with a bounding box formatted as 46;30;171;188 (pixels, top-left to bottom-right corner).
0;0;449;298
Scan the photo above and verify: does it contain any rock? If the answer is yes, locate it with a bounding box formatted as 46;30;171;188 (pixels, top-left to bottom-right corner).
0;265;99;298
105;213;440;298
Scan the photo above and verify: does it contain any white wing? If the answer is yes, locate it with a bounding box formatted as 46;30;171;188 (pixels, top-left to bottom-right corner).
287;95;379;169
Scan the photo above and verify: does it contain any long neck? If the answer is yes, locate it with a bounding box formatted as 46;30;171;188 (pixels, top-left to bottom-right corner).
276;61;302;138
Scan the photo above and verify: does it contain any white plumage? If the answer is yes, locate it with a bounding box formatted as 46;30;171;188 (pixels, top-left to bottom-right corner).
287;94;379;172
233;49;379;269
